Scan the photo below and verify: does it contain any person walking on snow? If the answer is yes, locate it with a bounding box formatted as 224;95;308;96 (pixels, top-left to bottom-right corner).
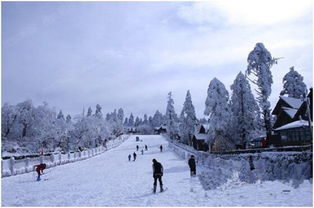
141;149;144;155
133;152;137;161
160;145;163;152
152;159;164;193
34;163;46;181
145;145;148;151
188;155;196;177
136;145;139;151
128;154;131;161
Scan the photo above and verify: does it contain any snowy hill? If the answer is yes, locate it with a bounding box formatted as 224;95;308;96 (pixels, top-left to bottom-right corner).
2;135;312;206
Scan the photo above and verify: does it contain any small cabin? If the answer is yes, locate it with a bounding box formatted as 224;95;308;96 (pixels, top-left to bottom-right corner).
192;134;209;151
154;126;167;134
191;124;209;151
127;127;137;134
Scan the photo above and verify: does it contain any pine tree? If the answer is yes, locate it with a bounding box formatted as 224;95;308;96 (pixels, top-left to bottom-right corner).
128;113;134;127
152;110;163;128
66;115;72;123
179;90;198;144
87;107;92;117
230;72;260;146
117;108;124;124
95;104;102;119
135;116;140;127
57;110;65;120
165;92;179;139
123;117;128;126
280;66;307;99
246;43;277;140
204;78;231;143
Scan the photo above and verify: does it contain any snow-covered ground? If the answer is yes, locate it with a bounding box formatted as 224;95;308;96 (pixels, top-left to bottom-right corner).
1;135;312;206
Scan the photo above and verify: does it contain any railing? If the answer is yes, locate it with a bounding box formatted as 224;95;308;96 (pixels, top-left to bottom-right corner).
1;135;130;178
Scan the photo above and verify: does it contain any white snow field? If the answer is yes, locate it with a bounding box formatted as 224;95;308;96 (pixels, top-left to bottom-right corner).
2;135;313;206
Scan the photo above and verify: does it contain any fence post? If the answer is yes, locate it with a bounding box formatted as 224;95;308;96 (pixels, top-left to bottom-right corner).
25;157;30;172
9;157;15;176
40;155;44;164
58;152;62;165
50;154;55;166
79;151;82;160
1;160;3;176
68;152;71;162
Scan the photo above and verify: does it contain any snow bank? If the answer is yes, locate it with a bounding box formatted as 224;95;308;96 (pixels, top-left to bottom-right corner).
168;141;312;190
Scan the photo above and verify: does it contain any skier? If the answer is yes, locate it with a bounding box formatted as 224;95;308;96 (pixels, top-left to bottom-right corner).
145;145;148;151
141;149;144;155
160;145;163;152
128;154;131;161
133;152;137;161
136;145;139;151
34;163;46;181
152;159;164;193
188;155;196;177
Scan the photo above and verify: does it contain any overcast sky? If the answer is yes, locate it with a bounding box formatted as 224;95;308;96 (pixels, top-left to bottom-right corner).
2;0;313;118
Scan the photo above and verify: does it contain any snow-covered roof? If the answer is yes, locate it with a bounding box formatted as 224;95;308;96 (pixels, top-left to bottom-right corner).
280;96;303;109
274;120;310;131
193;133;207;140
202;124;210;131
282;107;298;118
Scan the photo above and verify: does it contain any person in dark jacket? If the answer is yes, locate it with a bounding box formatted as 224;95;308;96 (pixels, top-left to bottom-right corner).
34;163;46;181
133;152;137;161
160;145;163;152
188;155;196;177
152;159;164;193
145;145;148;151
128;154;131;161
136;145;139;151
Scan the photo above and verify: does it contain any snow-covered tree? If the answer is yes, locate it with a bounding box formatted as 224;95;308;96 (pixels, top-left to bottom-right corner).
134;116;141;127
117;108;124;124
280;66;307;99
87;107;92;117
204;78;231;144
128;113;134;126
179;90;198;144
230;72;260;146
152;110;163;128
1;103;17;138
123;117;128;126
246;43;277;139
66;115;72;123
95;104;102;119
57;110;65;120
165;92;179;139
143;114;148;125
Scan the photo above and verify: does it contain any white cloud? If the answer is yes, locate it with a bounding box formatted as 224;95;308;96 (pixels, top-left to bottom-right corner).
178;0;312;26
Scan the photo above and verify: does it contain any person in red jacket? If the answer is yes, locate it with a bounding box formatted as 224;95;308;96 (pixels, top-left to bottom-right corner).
35;163;46;181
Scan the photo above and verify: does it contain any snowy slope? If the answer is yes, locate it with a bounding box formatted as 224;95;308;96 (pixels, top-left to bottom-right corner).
1;135;312;206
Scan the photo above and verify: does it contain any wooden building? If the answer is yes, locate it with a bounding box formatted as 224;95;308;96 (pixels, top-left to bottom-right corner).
154;125;167;134
191;124;209;151
274;120;312;146
272;96;303;129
